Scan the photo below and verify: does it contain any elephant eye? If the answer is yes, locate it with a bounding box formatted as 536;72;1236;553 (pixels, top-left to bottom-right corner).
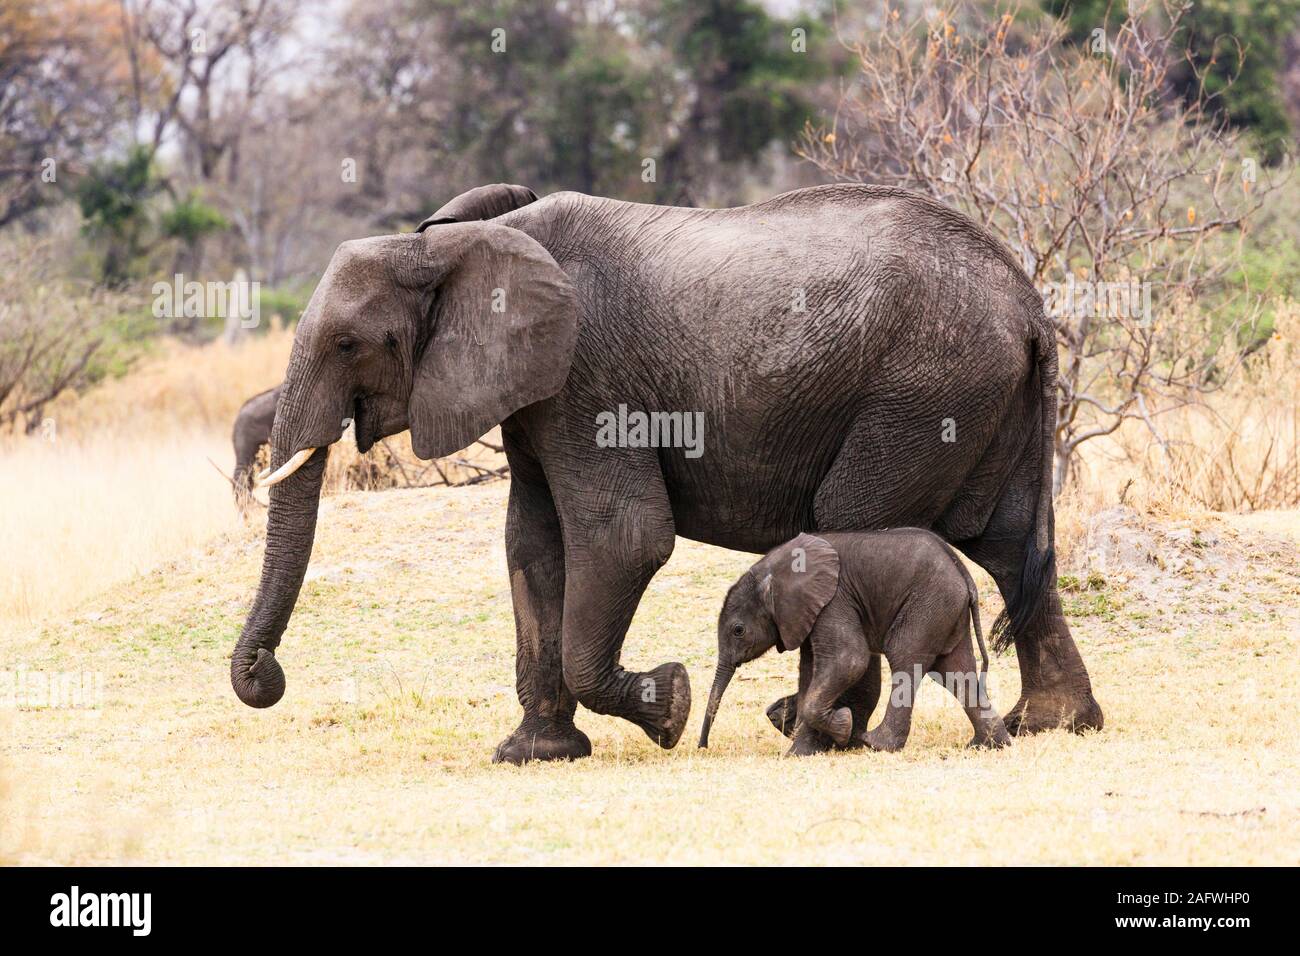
732;623;745;637
337;337;356;355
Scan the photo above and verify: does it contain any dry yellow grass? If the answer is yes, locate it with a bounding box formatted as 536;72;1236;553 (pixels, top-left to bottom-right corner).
0;429;239;626
2;481;1297;865
43;326;296;437
1065;300;1299;517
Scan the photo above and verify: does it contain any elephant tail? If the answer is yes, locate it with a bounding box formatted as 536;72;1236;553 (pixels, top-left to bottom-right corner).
950;552;989;675
990;326;1058;654
970;588;988;677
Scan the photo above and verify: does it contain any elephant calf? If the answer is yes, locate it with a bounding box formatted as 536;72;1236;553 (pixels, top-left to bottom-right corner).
699;531;1011;756
232;384;282;506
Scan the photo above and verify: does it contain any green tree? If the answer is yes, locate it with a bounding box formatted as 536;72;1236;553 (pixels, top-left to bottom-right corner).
1171;0;1300;162
1044;0;1300;161
75;146;160;286
159;194;228;276
643;0;841;203
343;0;842;211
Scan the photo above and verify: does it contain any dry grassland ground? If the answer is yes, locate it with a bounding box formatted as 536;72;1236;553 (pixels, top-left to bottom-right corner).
3;479;1298;865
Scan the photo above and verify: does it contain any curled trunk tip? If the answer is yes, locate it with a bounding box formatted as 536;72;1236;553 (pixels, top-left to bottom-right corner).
231;645;286;708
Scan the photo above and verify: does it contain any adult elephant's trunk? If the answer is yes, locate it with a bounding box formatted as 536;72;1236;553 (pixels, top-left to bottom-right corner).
230;431;329;708
697;662;735;748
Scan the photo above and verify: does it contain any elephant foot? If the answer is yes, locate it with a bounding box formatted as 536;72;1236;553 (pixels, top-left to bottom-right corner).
492;718;592;765
766;694;799;739
629;662;691;750
969;720;1012;750
786;725;836;757
863;727;906;753
826;707;853;747
1002;686;1103;737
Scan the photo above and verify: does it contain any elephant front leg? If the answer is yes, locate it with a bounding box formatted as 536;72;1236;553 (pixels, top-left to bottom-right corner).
558;479;691;750
492;472;591;765
788;640;866;756
842;652;882;748
769;652;881;745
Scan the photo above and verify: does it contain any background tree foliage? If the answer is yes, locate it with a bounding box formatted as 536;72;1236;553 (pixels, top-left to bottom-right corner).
1;0;1298;434
1046;0;1300;159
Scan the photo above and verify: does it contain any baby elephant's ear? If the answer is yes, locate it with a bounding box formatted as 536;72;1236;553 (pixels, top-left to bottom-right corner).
756;533;840;651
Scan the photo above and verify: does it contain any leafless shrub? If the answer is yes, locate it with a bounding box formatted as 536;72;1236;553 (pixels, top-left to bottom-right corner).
0;239;136;434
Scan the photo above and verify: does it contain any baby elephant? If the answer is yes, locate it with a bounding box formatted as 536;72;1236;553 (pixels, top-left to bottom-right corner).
699;530;1010;756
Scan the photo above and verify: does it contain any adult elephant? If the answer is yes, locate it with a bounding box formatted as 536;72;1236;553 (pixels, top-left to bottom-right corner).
229;182;1103;762
231;384;281;501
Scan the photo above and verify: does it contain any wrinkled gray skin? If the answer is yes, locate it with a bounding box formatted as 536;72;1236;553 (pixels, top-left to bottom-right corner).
228;181;1102;763
232;384;281;500
700;531;1011;755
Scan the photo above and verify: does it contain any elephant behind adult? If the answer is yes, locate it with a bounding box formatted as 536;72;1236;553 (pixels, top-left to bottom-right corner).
231;384;281;502
228;182;1103;762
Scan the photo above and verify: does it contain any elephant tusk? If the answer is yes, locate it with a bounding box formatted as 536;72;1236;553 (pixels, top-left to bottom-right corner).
257;447;317;487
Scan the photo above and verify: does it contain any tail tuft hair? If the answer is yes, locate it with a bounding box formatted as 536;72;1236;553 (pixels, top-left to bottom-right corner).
990;536;1054;654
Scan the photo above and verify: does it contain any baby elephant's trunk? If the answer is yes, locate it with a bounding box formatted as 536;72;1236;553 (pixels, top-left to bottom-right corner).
697;662;735;748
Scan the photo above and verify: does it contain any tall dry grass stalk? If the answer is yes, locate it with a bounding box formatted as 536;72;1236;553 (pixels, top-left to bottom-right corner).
1066;300;1299;515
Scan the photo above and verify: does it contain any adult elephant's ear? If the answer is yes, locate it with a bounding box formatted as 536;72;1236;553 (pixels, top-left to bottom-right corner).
416;183;539;230
755;533;840;652
406;221;577;460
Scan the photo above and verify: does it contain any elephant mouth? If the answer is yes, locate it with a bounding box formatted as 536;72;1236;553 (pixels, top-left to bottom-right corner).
352;393;375;453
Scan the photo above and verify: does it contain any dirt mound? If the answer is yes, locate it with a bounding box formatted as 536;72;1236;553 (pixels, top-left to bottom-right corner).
1071;507;1300;622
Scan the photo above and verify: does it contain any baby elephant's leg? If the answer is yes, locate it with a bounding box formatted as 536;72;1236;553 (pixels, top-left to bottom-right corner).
789;645;867;756
840;653;882;747
864;642;935;753
931;628;1010;749
765;695;800;738
769;653;881;742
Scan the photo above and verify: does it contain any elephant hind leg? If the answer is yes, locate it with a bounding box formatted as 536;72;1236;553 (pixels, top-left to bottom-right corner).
556;460;691;750
957;492;1103;736
930;625;1010;749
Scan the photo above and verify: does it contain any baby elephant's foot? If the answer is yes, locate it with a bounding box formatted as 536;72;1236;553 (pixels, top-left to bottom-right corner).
785;726;835;757
969;718;1012;750
863;726;907;753
825;707;853;747
766;695;799;738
